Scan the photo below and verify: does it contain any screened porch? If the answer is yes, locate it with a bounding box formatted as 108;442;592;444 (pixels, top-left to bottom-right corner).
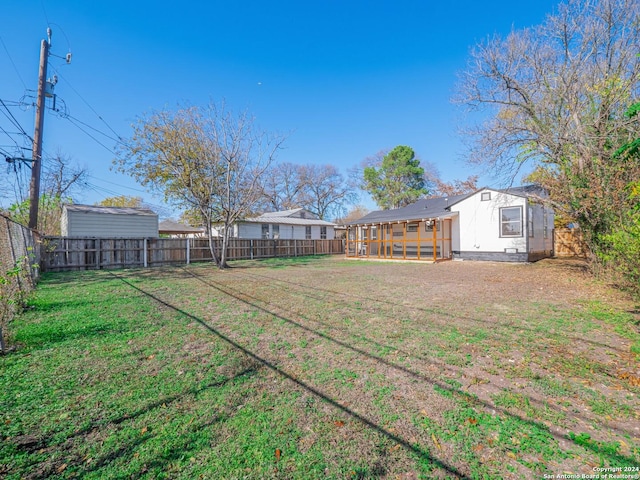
345;218;453;262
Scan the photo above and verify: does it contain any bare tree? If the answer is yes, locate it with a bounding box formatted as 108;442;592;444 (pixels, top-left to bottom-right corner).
259;162;305;212
5;152;88;234
455;0;640;254
298;164;356;220
115;102;285;268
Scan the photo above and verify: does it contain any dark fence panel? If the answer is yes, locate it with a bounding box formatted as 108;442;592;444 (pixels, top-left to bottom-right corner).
41;237;344;272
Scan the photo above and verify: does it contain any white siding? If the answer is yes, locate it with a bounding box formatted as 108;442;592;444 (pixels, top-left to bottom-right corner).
236;222;335;240
65;211;158;237
451;190;527;253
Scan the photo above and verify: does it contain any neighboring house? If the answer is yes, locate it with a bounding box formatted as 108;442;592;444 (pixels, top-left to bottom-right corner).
345;186;554;262
158;219;205;238
61;204;159;237
214;208;336;240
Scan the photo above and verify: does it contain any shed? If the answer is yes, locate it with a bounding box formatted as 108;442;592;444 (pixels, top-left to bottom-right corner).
61;204;159;237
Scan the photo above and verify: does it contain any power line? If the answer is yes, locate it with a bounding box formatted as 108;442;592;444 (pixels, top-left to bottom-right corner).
65;116;118;155
0;36;28;90
54;70;125;143
0;99;33;142
87;175;148;194
65;113;126;147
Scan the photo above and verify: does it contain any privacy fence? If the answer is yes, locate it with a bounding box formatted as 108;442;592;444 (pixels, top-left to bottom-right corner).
0;214;39;351
40;237;345;272
554;228;588;258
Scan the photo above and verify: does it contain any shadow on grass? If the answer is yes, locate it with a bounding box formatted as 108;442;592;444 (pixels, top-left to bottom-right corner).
166;268;640;467
112;274;471;479
234;266;631;354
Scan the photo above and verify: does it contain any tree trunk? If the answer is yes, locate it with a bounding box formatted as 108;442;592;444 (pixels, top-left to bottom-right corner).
219;224;230;269
205;223;221;267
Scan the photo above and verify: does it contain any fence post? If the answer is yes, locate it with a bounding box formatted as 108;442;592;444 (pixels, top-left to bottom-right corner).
294;239;297;257
143;238;148;268
250;239;254;260
186;238;190;265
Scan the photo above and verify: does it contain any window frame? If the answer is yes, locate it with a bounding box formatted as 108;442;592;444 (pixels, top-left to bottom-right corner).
320;226;327;239
499;206;523;238
272;224;280;239
261;223;270;239
305;226;311;240
481;192;491;201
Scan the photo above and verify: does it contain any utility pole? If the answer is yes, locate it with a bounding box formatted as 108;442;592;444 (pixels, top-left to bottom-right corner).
28;30;50;230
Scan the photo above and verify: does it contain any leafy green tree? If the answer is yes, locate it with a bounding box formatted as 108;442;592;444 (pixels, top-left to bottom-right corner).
599;102;640;294
362;145;428;210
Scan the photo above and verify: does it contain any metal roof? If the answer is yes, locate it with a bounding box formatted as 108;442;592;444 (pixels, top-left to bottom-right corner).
243;216;336;227
63;204;157;216
243;208;336;226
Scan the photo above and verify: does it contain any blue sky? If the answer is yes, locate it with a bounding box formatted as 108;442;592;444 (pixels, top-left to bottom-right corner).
1;0;559;216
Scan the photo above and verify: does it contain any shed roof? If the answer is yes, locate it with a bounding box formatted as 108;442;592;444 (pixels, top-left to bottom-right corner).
63;204;157;216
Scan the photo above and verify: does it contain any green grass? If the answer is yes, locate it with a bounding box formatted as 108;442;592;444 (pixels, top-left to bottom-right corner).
1;259;639;478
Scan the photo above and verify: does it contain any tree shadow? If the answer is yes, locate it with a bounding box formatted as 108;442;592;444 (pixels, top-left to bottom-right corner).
112;272;640;474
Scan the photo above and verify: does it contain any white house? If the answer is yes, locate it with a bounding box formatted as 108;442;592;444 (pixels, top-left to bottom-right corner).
61;204;159;238
215;208;337;240
345;186;554;262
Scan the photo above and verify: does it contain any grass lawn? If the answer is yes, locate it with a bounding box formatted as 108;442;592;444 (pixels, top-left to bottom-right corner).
1;256;639;479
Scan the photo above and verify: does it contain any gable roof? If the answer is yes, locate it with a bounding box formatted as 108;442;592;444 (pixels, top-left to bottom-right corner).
63;204;157;216
158;219;205;234
347;194;468;225
243;208;336;226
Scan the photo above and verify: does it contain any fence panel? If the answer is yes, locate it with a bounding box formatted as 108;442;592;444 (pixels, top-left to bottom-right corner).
41;236;344;272
554;228;588;258
1;215;39;350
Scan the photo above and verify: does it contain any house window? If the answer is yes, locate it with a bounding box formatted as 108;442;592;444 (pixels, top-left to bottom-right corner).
500;206;523;237
481;192;491;201
528;207;534;238
305;226;311;239
261;224;269;239
320;226;327;239
543;209;549;239
407;224;418;232
371;226;377;240
272;224;280;239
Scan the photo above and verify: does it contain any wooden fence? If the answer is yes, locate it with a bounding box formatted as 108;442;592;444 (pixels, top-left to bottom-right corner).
554;228;588;258
40;237;344;272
